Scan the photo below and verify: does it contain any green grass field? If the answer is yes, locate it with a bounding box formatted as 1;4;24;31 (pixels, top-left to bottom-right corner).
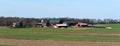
0;24;120;41
0;45;15;46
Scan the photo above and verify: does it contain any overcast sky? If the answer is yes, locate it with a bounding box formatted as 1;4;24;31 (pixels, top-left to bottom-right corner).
0;0;120;19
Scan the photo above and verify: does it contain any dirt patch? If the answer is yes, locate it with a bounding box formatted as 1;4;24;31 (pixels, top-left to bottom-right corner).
0;38;120;46
0;26;9;29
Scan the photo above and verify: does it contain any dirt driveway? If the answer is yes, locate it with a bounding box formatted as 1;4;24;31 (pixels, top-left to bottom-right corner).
0;38;120;46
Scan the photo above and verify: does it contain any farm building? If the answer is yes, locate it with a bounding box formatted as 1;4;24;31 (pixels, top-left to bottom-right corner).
35;23;46;27
47;19;68;28
47;19;89;28
34;19;67;28
12;19;89;28
67;21;88;28
12;22;24;28
49;19;61;24
34;19;89;28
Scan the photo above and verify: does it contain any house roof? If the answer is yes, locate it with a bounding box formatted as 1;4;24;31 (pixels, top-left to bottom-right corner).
49;19;60;23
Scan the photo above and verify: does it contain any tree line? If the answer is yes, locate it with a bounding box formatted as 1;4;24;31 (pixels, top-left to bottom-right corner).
0;16;120;27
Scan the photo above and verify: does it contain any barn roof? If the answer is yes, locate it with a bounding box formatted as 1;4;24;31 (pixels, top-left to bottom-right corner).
49;19;60;23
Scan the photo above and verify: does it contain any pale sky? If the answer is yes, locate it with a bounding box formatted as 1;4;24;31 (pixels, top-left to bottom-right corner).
0;0;120;19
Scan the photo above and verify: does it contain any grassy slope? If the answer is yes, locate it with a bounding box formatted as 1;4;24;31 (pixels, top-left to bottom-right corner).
0;24;120;41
